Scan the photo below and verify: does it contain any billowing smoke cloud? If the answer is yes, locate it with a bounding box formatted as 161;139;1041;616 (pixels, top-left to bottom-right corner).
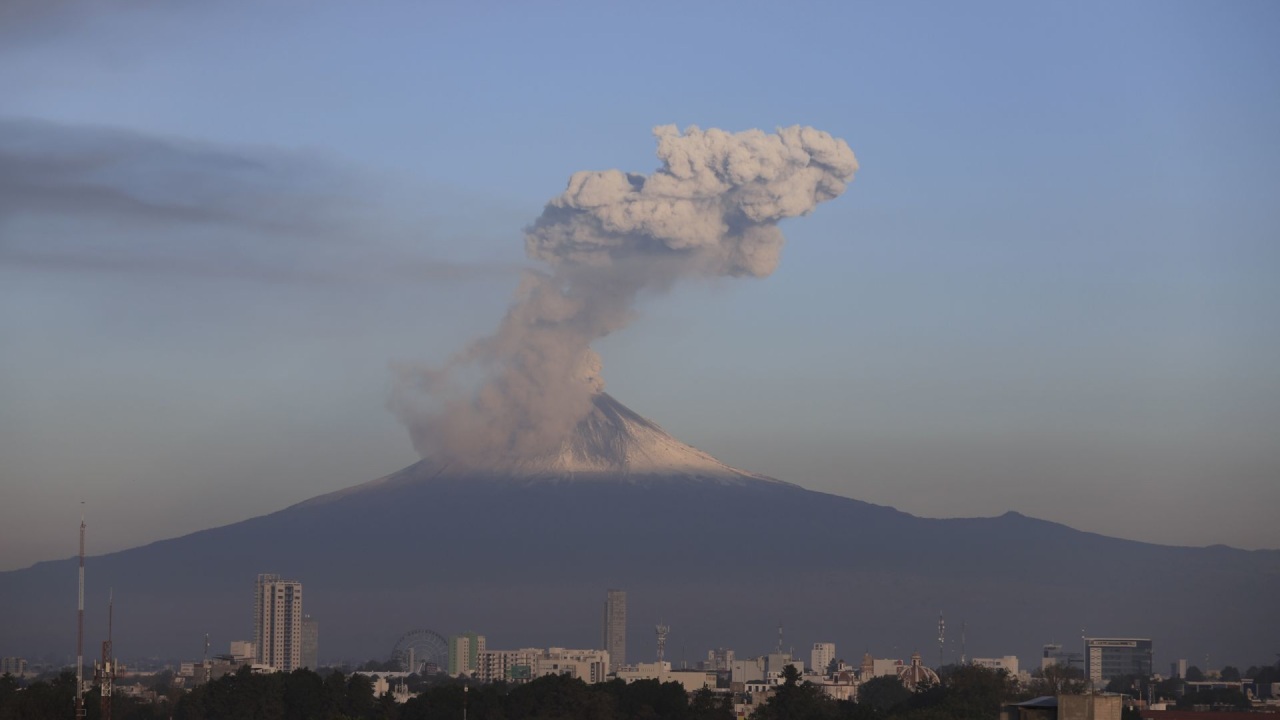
394;125;857;463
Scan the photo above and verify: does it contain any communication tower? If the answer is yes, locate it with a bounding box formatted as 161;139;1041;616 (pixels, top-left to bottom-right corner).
655;624;670;664
937;613;945;669
97;590;115;720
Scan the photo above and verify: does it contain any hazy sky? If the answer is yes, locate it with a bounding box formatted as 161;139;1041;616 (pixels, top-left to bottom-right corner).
2;1;1277;571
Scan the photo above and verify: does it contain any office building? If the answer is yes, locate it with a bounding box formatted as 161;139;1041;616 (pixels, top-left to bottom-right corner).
603;589;626;671
0;658;26;676
1041;643;1084;672
253;573;303;672
1084;638;1152;686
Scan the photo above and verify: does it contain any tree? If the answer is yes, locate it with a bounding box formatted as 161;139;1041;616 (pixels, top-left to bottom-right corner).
1104;674;1148;699
689;687;733;720
1028;664;1085;697
1184;666;1205;682
941;666;1016;720
347;673;377;719
754;664;838;720
1219;666;1241;682
1253;666;1280;699
858;675;911;714
1153;676;1183;702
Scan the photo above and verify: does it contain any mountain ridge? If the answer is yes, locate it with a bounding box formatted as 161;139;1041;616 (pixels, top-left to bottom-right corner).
1;395;1276;667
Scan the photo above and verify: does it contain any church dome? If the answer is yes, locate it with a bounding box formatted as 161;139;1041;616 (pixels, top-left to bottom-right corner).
896;651;940;691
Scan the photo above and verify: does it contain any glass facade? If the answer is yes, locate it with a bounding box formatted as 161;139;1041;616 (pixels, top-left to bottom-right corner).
1085;638;1153;685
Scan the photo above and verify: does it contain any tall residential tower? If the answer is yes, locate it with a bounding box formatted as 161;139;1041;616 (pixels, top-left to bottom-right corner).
603;589;626;672
253;574;303;671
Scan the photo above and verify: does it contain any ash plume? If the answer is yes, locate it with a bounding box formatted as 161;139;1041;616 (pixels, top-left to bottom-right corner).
393;125;857;464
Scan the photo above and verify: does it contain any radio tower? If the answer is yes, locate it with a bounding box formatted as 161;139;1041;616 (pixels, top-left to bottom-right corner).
655;624;670;664
937;613;946;669
76;510;86;719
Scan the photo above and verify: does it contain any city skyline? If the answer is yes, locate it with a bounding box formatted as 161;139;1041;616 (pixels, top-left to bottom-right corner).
1;2;1277;573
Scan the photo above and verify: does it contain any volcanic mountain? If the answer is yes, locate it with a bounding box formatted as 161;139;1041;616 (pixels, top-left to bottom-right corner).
2;394;1277;668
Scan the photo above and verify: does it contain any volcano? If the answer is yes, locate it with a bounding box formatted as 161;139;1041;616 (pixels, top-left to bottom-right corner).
2;394;1276;669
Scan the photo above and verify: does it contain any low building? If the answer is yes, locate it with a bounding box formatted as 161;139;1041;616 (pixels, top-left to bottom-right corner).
615;662;715;692
817;670;860;701
535;648;610;685
0;657;27;676
973;656;1020;675
476;648;542;684
1001;695;1122;720
229;641;256;663
861;653;904;679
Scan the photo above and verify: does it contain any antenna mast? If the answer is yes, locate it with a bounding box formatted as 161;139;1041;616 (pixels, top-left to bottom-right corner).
76;509;86;719
937;613;946;669
776;621;783;655
99;589;114;720
655;624;670;665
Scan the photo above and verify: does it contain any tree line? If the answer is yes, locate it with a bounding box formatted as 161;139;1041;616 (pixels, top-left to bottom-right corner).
6;659;1272;720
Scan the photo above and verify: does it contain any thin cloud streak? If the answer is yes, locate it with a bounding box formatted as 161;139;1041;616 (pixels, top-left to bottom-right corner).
0;116;517;287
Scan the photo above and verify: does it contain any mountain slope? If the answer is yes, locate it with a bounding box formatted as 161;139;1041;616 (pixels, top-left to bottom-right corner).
1;395;1276;668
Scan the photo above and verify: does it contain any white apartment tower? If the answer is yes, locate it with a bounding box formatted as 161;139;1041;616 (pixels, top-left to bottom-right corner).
811;642;836;674
254;573;303;671
603;589;626;672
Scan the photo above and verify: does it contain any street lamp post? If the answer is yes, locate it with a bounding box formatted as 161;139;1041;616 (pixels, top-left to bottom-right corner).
463;683;469;720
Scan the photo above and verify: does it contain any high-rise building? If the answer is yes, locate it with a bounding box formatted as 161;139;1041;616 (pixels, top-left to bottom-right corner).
448;632;486;675
811;642;836;674
301;615;319;669
603;589;626;672
253;574;303;671
1084;638;1152;686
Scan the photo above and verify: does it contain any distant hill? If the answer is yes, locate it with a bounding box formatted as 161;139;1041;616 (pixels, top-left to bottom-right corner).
3;394;1276;668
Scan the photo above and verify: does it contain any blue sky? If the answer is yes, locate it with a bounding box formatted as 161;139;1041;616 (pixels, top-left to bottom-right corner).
1;1;1277;569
